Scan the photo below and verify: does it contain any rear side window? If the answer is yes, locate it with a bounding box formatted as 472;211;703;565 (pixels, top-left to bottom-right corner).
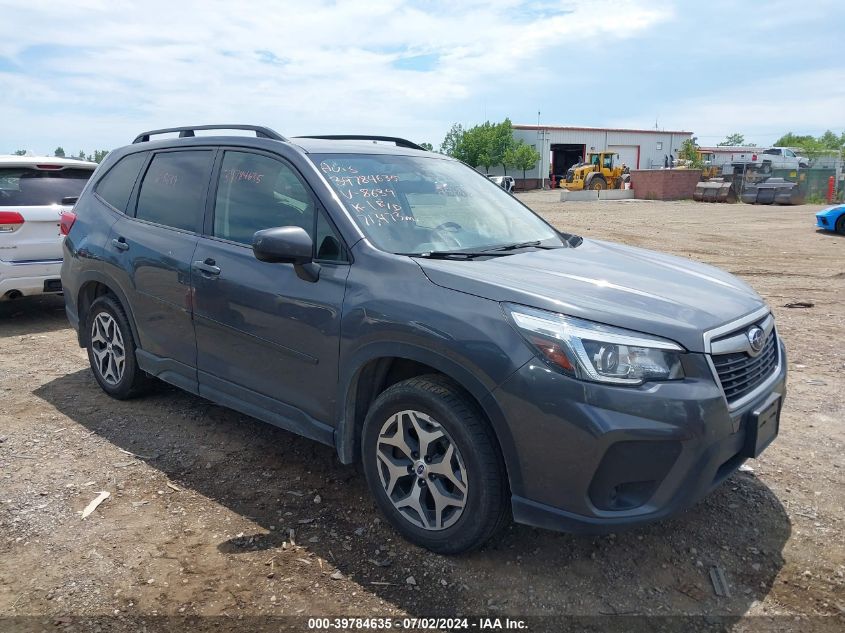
135;151;213;232
0;167;93;206
95;152;147;212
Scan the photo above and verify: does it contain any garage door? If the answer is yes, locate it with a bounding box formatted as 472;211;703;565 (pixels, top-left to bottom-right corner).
609;145;639;170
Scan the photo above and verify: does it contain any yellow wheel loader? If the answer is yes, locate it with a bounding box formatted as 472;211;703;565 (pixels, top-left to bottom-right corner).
558;152;627;191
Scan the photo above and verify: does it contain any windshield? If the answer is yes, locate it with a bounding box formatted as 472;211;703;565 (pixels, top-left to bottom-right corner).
313;153;564;254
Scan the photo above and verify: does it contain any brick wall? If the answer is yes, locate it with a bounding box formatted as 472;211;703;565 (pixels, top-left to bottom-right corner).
515;178;543;190
630;169;702;200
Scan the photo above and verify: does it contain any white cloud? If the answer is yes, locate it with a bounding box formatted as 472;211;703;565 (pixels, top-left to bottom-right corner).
0;0;670;153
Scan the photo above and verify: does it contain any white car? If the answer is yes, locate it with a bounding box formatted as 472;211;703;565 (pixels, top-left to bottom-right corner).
486;175;515;193
0;156;97;300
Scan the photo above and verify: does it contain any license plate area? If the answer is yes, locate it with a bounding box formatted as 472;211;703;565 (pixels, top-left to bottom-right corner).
744;394;781;458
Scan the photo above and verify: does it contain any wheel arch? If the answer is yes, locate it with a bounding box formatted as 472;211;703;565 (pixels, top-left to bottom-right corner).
75;271;139;348
585;172;606;189
336;343;519;487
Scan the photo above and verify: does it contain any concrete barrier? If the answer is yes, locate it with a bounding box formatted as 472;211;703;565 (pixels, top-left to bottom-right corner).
559;190;599;202
598;189;635;200
559;189;635;202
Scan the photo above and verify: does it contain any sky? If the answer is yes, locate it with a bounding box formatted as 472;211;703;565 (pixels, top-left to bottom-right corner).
1;0;843;155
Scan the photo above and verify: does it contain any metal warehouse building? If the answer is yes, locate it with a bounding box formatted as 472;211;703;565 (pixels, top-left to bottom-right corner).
496;124;694;188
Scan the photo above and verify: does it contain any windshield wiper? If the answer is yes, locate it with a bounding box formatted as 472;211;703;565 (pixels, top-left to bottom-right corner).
483;240;561;252
401;250;512;260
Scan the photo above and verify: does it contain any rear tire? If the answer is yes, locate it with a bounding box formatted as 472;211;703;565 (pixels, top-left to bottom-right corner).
86;295;151;399
361;375;509;554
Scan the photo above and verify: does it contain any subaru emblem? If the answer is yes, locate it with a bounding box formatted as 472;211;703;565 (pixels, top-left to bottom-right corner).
747;326;765;353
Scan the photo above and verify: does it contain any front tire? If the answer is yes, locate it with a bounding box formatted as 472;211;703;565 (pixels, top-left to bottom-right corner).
589;176;607;190
361;375;509;554
86;295;151;399
836;215;845;235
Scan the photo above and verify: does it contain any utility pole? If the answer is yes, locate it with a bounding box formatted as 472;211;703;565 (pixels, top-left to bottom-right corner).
537;111;543;190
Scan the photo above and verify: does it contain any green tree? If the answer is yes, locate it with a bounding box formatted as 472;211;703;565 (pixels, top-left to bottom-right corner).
453;123;486;168
13;149;27;156
774;132;816;147
679;137;703;168
472;122;496;173
77;150;86;160
54;146;66;157
92;149;109;163
773;131;841;159
439;123;464;157
818;130;842;150
510;141;541;184
717;133;745;147
419;142;433;151
492;118;516;175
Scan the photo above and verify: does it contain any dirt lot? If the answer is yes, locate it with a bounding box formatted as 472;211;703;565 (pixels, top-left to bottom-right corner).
1;194;843;630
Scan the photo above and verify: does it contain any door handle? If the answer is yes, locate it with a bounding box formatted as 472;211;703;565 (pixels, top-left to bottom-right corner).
193;258;221;276
111;237;129;251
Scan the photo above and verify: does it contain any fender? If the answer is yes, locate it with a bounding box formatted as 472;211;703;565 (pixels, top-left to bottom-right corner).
73;268;140;348
334;340;522;493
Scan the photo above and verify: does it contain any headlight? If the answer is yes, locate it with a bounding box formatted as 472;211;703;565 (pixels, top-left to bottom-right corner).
506;304;685;385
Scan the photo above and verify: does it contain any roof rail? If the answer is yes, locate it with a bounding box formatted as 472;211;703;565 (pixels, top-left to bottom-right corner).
133;125;288;144
294;135;427;151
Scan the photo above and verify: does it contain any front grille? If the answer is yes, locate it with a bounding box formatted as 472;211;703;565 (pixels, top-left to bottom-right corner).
712;330;778;403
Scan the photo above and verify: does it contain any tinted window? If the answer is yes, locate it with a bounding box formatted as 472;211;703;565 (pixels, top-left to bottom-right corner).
95;152;147;212
213;151;315;245
135;151;213;231
0;167;93;206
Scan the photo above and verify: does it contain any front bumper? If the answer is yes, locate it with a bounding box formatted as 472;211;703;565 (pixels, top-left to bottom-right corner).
491;342;787;533
0;259;62;299
816;214;833;231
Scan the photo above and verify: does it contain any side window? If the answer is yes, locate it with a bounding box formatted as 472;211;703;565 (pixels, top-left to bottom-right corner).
315;209;348;262
94;152;147;212
135;151;213;232
213;151;315;245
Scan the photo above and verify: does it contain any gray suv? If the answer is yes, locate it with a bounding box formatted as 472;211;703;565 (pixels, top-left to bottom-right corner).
61;125;786;553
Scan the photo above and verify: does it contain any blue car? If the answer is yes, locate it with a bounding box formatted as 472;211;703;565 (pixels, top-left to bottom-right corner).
816;204;845;234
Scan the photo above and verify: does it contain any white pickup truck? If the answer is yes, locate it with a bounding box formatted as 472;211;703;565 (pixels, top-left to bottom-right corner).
731;147;809;173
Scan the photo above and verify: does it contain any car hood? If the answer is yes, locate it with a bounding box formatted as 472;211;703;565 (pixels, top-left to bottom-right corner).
816;205;843;217
416;239;767;352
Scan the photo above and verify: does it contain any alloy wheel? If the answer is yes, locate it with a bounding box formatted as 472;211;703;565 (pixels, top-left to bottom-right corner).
90;312;126;386
375;410;468;530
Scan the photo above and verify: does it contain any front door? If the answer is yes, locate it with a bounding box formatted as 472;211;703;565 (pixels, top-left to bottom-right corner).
192;149;349;434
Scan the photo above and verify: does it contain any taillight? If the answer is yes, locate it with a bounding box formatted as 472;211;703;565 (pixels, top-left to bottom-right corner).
59;211;77;236
0;211;25;233
752;154;757;161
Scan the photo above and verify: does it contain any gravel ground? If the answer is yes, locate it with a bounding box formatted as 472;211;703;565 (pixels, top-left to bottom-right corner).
0;193;843;631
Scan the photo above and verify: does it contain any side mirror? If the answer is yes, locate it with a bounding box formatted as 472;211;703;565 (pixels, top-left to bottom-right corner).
253;226;320;282
253;226;313;264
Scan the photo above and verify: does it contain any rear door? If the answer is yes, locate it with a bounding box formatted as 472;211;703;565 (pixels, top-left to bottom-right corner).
0;163;94;262
107;149;215;386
